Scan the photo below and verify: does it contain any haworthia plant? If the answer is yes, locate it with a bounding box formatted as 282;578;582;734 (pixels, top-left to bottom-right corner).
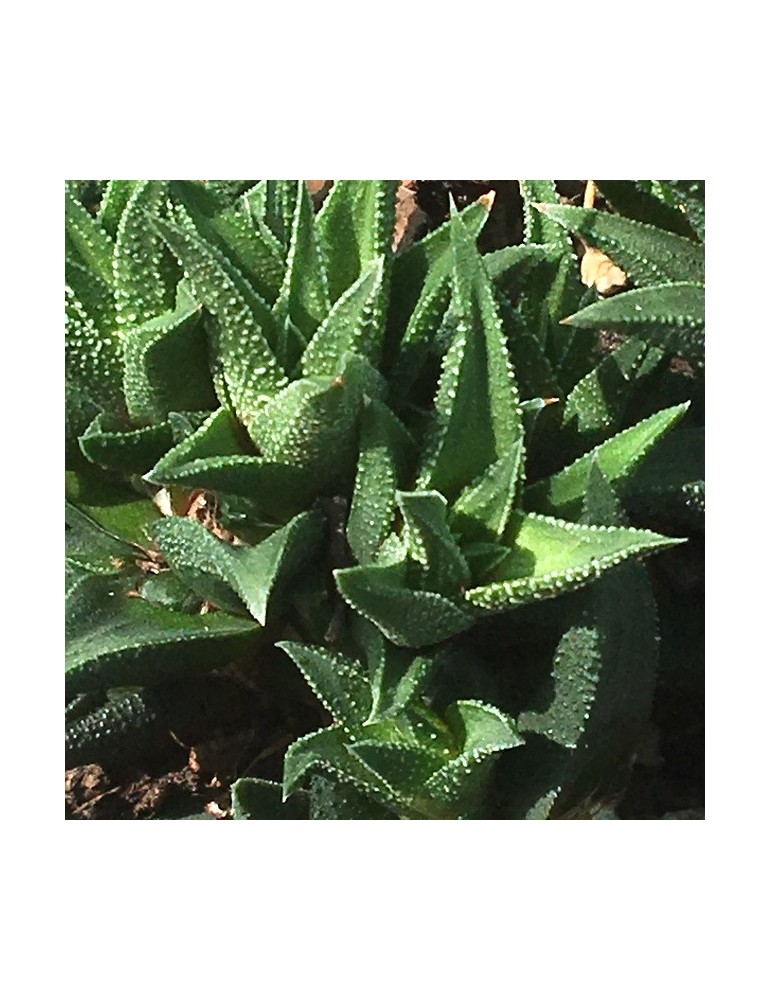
65;179;703;820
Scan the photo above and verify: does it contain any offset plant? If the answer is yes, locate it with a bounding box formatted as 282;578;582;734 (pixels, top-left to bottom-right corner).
65;179;704;818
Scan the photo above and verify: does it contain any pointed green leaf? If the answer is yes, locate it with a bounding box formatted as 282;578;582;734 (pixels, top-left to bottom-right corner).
560;336;654;450
250;359;364;482
316;180;397;302
421;701;523;814
153;215;287;425
519;180;570;248
301;256;386;376
122;301;215;424
114;180;172;328
464;510;682;611
594;180;697;238
231;778;308;819
563;282;705;366
654;180;705;241
65;255;116;337
278;642;372;734
65;461;161;548
273;180;330;339
536;204;705;285
65;573;258;696
518;626;602;748
347;741;445;798
396;490;470;595
155;511;324;625
386;194;492;357
447;700;524;756
283;725;401;810
347;399;414;565
65;285;125;419
450;440;524;544
525;403;689;517
79;413;174;475
418;205;523;501
146;455;310;519
65;499;144;576
65;187;114;285
334;563;476;647
388;251;453;400
98;180;139;238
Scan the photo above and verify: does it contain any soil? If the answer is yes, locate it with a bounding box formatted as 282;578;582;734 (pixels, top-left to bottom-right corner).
65;181;705;820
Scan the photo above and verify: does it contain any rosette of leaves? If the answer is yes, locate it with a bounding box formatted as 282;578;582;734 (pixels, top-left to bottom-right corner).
66;179;697;816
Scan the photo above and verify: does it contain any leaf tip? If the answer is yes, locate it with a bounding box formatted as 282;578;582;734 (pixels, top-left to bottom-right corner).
478;190;496;212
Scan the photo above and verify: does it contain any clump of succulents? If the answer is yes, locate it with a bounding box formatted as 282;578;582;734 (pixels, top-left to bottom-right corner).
66;179;704;818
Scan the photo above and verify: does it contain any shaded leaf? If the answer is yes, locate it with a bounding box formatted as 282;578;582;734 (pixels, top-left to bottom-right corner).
563;282;705;367
65;574;258;695
525;403;689;517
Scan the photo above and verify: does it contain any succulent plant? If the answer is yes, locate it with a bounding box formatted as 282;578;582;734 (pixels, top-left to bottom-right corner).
65;179;704;818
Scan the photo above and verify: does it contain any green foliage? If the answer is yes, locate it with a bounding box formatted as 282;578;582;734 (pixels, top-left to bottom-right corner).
65;179;703;820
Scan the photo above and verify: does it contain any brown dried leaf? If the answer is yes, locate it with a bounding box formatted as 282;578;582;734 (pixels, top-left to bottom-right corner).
393;180;428;253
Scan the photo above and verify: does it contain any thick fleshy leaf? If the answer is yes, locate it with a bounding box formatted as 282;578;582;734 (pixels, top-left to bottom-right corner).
65;187;114;285
65;573;258;696
154;511;324;625
450;441;524;544
250;355;365;482
518;626;603;749
114;180;172;328
536;204;704;285
623;425;705;530
153;215;287;426
79;414;174;475
525;403;689;518
283;725;400;809
334;562;476;647
98;180;139;238
420;701;523;815
562;282;705;367
347;741;445;798
388;250;453;400
347;399;414;565
65;499;144;576
65;255;116;337
231;778;308;820
316;180;397;302
301;256;386;376
65;285;125;419
560;336;658;451
122;301;215;424
417;204;523;501
65;462;160;548
519;180;571;248
147;407;246;469
273;180;330;340
464;510;682;611
306;774;396;819
147;454;310;519
396;490;470;595
513;465;660;815
594;180;697;238
654;180;705;241
386;194;492;359
277;642;372;733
